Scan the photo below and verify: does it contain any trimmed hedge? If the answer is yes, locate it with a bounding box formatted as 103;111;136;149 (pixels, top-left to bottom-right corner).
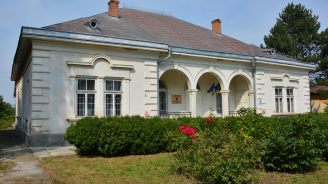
65;116;205;156
98;116;178;156
64;117;103;155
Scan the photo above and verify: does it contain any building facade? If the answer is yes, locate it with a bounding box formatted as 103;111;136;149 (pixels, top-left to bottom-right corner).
11;1;315;146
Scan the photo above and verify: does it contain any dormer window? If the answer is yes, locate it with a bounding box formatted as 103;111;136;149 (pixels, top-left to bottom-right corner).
88;19;99;30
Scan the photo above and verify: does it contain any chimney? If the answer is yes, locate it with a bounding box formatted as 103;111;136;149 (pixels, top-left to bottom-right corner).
108;0;120;17
212;19;221;34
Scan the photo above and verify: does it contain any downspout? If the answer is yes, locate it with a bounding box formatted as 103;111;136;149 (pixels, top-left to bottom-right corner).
159;47;172;64
252;56;257;111
157;47;172;116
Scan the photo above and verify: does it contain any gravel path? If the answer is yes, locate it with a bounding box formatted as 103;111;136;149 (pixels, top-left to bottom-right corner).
0;129;48;184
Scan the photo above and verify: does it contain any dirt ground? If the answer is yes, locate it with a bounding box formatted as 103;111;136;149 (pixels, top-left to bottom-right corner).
0;129;48;184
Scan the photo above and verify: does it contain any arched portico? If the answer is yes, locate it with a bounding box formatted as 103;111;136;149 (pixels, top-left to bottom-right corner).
228;74;254;114
159;69;191;116
196;72;225;116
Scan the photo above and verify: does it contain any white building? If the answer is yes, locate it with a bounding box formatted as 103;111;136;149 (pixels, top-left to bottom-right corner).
11;1;315;146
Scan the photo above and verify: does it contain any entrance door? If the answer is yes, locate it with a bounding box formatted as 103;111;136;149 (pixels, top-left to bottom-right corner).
159;91;167;115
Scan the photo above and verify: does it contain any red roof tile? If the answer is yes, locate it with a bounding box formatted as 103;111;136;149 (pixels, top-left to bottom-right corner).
310;85;328;94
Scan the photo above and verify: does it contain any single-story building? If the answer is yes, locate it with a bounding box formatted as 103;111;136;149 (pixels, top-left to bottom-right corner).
310;85;328;112
11;0;315;146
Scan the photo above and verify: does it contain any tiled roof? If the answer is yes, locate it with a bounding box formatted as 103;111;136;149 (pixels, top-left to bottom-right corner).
43;8;298;62
310;85;328;94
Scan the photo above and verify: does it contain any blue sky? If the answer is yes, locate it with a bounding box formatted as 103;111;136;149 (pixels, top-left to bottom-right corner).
1;0;328;104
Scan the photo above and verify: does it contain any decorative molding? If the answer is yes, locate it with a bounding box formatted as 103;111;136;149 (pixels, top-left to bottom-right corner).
111;64;134;70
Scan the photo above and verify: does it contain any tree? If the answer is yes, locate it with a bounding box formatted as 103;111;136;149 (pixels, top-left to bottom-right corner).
264;3;320;60
0;95;15;129
318;28;328;76
319;28;328;58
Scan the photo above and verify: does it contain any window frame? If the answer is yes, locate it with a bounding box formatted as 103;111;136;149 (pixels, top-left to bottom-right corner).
104;79;123;117
274;87;283;113
286;88;294;113
76;78;96;117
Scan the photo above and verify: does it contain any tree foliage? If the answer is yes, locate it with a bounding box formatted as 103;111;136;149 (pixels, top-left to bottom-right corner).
264;3;320;59
0;95;15;129
264;3;328;84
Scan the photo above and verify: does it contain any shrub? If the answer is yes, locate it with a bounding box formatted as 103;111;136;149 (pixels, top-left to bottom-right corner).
324;106;328;113
98;116;178;156
174;124;264;184
263;115;322;173
64;117;103;155
308;113;328;161
65;116;194;156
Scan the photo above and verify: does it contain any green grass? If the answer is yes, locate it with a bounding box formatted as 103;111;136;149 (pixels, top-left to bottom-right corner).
41;153;195;184
253;162;328;184
41;153;328;184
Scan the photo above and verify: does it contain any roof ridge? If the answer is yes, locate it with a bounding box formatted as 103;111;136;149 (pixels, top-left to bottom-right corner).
122;7;222;36
42;12;107;29
120;7;172;17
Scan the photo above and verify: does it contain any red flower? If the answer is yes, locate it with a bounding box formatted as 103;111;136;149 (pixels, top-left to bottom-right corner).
192;137;197;142
179;125;197;136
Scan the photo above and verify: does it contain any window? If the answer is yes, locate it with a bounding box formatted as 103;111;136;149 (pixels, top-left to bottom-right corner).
216;93;222;114
159;91;167;115
275;87;283;113
77;79;96;116
105;80;122;116
286;88;294;112
159;81;167;115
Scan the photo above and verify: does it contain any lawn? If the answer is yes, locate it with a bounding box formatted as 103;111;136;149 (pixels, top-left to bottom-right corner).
41;153;328;184
254;162;328;184
41;153;196;184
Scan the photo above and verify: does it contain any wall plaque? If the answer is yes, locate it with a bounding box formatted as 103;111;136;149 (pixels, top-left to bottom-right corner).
172;95;182;104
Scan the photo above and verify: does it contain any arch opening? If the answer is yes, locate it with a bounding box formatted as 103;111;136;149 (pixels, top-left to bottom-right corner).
159;69;191;115
196;72;224;117
228;75;252;113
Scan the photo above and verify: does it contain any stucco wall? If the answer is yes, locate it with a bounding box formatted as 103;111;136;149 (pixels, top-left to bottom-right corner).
15;55;32;136
14;39;312;146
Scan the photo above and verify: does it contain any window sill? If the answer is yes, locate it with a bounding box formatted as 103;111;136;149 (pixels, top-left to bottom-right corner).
66;118;80;124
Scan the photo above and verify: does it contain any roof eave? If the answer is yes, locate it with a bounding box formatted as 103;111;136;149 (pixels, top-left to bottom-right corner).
21;27;169;52
255;56;316;70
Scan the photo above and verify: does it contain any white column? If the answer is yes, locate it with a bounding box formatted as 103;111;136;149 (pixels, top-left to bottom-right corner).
221;90;230;117
249;91;255;108
188;89;198;117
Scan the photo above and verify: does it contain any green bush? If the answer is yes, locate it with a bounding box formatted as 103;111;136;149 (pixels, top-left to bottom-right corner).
324;106;328;113
263;115;322;173
174;124;264;184
98;116;178;156
64;117;103;155
308;113;328;161
65;116;202;156
0;95;15;129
